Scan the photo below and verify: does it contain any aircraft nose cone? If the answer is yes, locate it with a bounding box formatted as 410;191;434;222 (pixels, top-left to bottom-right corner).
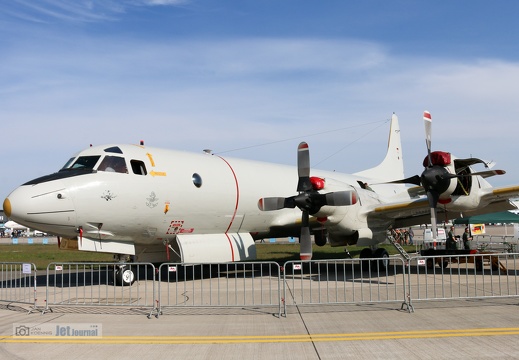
3;197;11;217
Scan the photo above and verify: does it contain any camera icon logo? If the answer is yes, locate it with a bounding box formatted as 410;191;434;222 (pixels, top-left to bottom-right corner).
15;326;30;336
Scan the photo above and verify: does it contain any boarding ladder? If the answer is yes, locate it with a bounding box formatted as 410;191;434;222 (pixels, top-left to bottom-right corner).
387;233;411;261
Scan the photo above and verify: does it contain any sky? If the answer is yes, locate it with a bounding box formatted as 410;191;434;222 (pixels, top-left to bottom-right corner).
2;0;519;200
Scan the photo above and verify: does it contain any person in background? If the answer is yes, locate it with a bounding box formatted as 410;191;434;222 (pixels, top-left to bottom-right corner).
446;226;457;250
462;227;472;250
408;227;414;245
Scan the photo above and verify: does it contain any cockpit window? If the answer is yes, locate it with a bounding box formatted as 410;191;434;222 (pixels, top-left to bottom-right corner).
130;160;147;175
63;156;101;170
97;156;128;173
61;157;76;169
104;146;123;154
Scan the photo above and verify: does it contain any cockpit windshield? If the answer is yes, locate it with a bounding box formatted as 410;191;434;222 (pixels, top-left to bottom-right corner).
25;151;141;186
61;156;101;171
97;156;128;173
62;157;75;169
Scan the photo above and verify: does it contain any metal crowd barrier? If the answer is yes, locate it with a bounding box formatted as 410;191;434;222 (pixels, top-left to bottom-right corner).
157;262;282;317
283;258;411;315
471;235;518;253
408;253;519;304
45;262;157;317
0;262;39;313
1;255;518;318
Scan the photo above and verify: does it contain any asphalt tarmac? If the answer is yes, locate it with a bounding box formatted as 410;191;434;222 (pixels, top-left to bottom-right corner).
1;298;519;359
1;225;518;359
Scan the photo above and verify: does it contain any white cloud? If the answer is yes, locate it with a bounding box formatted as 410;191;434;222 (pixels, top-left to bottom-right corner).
2;37;519;198
1;0;186;23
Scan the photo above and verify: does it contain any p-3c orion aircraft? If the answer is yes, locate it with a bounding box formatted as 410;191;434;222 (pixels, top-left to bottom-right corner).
4;112;519;285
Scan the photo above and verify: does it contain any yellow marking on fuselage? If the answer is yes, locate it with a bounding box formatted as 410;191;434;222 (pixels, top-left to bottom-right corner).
146;153;156;167
150;170;166;177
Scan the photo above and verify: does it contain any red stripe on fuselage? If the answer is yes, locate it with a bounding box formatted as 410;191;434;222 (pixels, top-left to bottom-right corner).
216;156;240;262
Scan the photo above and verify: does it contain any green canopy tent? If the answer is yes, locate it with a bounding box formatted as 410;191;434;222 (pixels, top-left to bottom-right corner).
453;211;519;238
453;211;519;225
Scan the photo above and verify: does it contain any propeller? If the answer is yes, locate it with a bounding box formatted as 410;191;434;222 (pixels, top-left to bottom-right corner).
258;142;357;261
421;111;442;242
419;111;505;242
382;111;506;242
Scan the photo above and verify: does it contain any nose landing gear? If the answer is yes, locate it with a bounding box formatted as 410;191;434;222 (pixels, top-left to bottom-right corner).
112;255;137;286
115;265;136;286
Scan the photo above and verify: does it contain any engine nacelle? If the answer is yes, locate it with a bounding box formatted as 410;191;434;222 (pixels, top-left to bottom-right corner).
328;227;373;247
175;233;256;264
313;228;328;247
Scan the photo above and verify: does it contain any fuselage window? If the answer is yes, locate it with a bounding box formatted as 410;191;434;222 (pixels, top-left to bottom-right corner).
66;156;101;170
130;160;147;175
98;156;128;173
192;173;202;188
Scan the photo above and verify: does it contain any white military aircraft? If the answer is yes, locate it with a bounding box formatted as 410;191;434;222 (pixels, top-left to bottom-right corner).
3;112;519;284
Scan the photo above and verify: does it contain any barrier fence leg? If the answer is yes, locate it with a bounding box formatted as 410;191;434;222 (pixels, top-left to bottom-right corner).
148;300;160;319
27;287;45;315
400;261;414;313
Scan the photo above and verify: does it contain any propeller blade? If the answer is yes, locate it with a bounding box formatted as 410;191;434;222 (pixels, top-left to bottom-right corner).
258;197;288;211
297;142;312;192
378;174;422;186
461;169;506;178
301;191;357;214
300;211;312;261
423;111;433;167
426;190;440;241
324;191;357;206
455;157;489;168
441;169;506;181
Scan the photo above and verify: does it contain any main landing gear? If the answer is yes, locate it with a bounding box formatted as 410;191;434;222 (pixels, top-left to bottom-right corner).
359;247;390;271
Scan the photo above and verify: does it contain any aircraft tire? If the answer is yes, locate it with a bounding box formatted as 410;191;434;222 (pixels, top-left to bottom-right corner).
373;248;389;271
359;248;372;259
115;265;136;286
359;248;373;271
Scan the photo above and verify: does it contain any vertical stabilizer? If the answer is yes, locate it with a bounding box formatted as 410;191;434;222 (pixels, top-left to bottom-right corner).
353;113;404;182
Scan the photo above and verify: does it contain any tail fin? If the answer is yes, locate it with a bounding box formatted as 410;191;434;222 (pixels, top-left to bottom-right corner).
353;113;404;182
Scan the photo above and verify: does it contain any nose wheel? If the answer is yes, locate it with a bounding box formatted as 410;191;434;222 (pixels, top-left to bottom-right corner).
114;265;136;286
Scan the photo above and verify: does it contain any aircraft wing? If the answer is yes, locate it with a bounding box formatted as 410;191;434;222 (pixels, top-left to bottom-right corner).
479;185;519;206
459;184;519;218
367;198;432;228
366;185;519;228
